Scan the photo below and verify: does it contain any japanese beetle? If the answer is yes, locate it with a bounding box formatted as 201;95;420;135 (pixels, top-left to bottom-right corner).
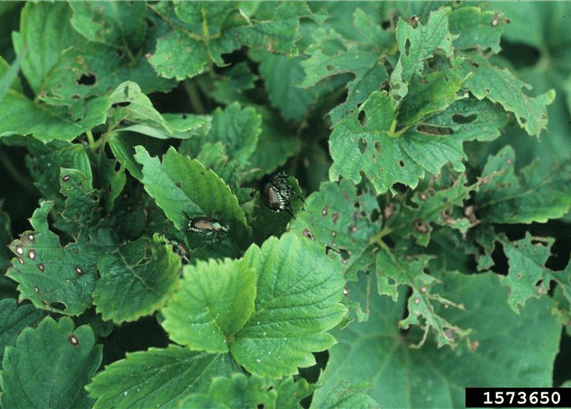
261;173;304;217
169;239;190;264
186;215;229;242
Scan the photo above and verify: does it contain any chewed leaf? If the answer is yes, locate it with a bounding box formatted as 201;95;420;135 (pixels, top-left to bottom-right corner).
498;233;571;313
463;55;555;137
0;316;101;409
231;233;346;378
375;251;471;348
388;173;477;247
289;179;381;277
6;201;115;315
476;145;571;223
86;346;238;409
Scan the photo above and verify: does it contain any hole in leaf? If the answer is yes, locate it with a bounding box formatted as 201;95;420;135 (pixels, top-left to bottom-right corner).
358;138;367;154
50;302;67;312
416;125;453;135
519;117;527;124
452;113;477;124
116;49;124;58
375;141;381;153
405;39;411;56
381;20;391;30
182;114;187;119
77;73;96;86
357;110;366;126
398;160;405;167
112;101;131;108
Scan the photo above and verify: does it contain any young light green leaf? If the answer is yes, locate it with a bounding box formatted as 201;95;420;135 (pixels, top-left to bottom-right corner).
86;346;239;409
69;1;146;49
6;201;115;315
499;233;571;313
0;316;102;409
310;382;380;409
475;145;571;223
94;235;180;323
0;298;44;363
178;374;276;409
230;233;347;379
134;146;251;243
463;55;555;137
317;272;559;408
161;257;256;353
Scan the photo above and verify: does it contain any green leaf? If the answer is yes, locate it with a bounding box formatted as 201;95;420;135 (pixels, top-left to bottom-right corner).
18;138;93;206
108;133;144;180
148;2;309;80
0;54;22;102
375;251;471;348
316;272;560;408
475;145;571;223
57;168;100;234
388;173;476;247
255;52;319;121
86;346;239;409
178;374;276;409
0;92;109;142
207;102;261;165
499;233;571;313
161;257;256;353
230;233;347;379
289;180;381;275
6;201;115;315
94;235;180;323
300;10;391;124
134;146;251;243
69;1;147;49
390;8;457;101
0;316;102;409
329;91;425;194
246;107;299;179
448;6;505;53
310;382;380;409
0;298;44;364
462;55;555;137
12;2;82;93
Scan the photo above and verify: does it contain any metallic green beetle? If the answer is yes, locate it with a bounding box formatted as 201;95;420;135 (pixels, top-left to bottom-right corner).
261;173;304;217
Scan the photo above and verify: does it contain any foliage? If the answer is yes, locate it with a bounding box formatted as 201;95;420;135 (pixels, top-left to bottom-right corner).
0;2;570;408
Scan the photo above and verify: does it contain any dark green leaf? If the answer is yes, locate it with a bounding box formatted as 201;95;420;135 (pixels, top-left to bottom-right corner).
0;316;102;409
